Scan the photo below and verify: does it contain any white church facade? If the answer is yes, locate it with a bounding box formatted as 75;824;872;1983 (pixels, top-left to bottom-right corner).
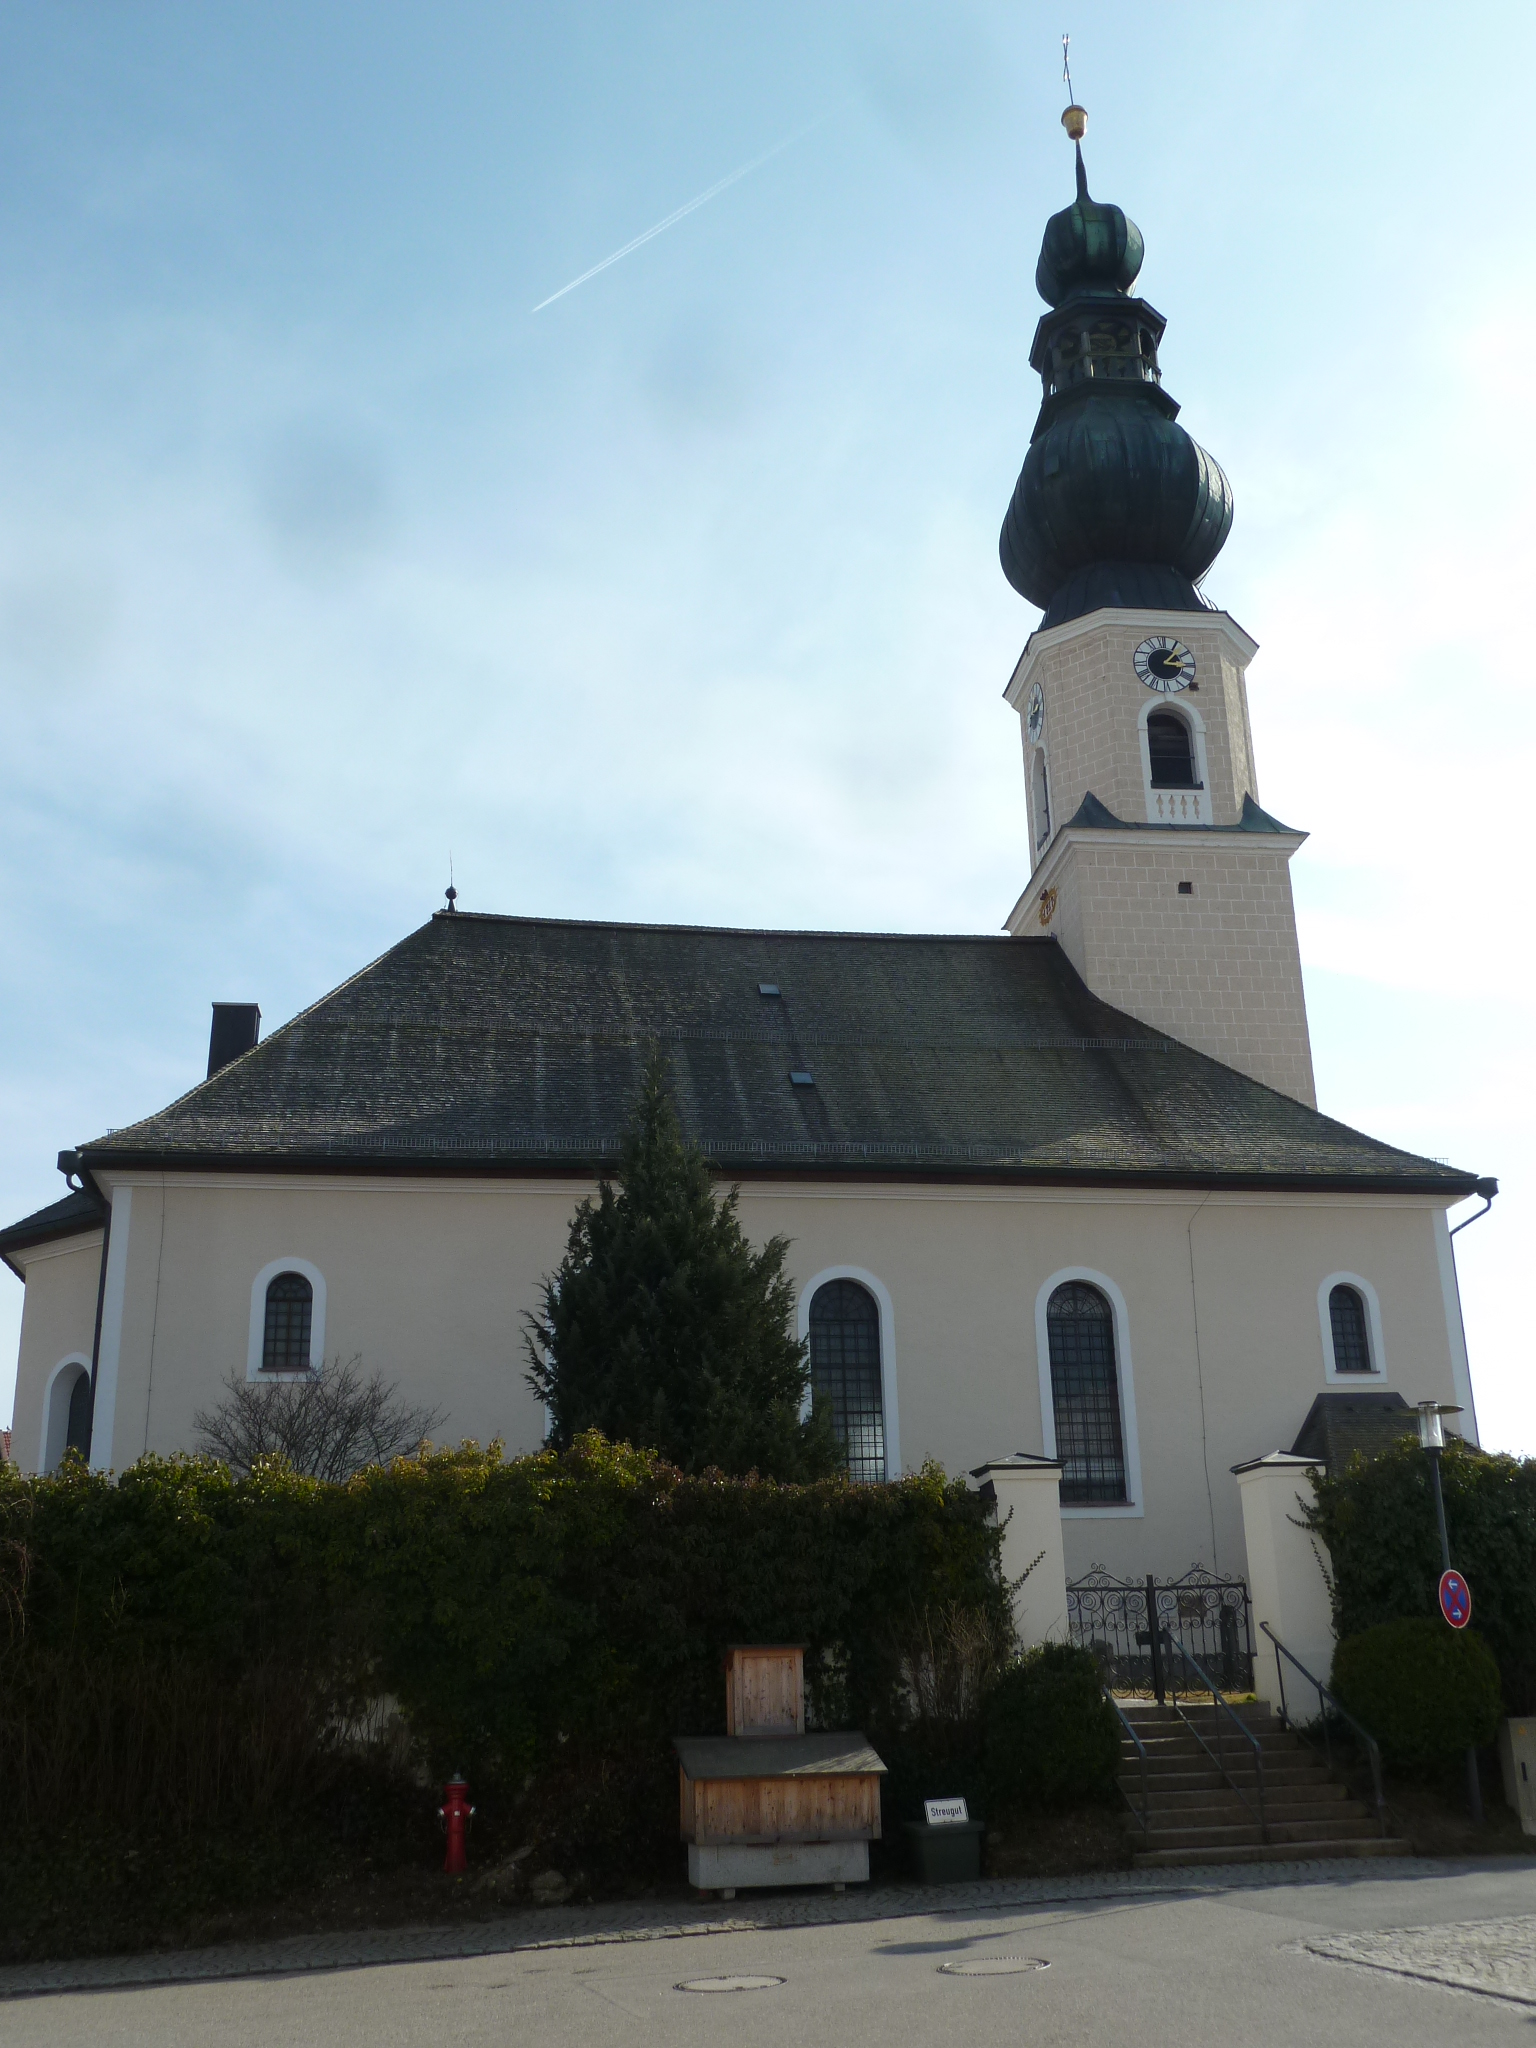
2;130;1490;1600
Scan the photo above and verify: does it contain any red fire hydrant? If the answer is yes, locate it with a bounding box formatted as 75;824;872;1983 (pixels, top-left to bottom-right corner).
439;1774;475;1875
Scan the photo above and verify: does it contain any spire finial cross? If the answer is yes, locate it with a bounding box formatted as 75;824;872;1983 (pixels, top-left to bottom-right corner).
1060;32;1087;144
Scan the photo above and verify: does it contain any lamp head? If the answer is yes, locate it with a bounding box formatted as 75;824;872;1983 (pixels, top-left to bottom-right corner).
1416;1399;1462;1451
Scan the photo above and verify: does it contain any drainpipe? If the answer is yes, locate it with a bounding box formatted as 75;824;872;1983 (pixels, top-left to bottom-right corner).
58;1149;109;1464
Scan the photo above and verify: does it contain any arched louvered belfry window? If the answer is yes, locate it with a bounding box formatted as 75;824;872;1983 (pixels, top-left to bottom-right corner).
1328;1284;1373;1374
1047;1281;1127;1504
1032;750;1051;848
808;1279;886;1484
1146;710;1199;789
262;1271;314;1373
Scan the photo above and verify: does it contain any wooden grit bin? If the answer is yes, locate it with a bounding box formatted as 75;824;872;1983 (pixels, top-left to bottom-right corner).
674;1645;887;1896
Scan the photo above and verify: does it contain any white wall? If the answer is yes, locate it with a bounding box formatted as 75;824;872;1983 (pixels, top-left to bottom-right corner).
8;1172;1467;1594
8;1232;103;1474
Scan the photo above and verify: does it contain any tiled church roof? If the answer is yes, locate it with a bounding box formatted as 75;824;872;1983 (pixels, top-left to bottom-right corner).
54;912;1480;1195
1290;1391;1420;1471
0;1187;107;1270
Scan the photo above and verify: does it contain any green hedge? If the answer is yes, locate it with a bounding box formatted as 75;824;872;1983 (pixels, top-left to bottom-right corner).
0;1435;1008;1870
1303;1437;1536;1715
983;1644;1122;1815
1332;1618;1504;1771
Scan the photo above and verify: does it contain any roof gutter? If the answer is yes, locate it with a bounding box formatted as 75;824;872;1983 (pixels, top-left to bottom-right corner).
73;1146;1484;1202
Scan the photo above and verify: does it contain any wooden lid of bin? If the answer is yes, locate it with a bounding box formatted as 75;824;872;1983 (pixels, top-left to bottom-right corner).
674;1733;886;1781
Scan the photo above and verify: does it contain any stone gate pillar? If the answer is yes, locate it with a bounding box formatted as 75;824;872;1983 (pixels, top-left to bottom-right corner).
1232;1452;1334;1711
971;1453;1069;1651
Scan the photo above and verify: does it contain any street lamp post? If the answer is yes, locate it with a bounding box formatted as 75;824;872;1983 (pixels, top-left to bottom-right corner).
1416;1400;1482;1825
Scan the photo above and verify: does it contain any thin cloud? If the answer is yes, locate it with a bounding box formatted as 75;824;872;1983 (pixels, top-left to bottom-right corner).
532;123;820;312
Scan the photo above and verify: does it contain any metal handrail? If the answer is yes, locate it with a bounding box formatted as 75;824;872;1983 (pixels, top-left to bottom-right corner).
1160;1630;1269;1843
1106;1690;1152;1834
1259;1621;1388;1836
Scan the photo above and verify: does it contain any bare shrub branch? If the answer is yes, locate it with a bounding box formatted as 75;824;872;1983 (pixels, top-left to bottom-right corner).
896;1599;1016;1729
193;1358;445;1481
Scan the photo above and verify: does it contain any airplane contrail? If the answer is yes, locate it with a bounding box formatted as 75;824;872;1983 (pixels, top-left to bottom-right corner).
532;123;819;313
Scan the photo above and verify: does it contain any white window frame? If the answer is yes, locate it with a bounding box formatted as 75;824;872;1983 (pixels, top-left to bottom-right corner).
1318;1271;1386;1383
1035;1267;1144;1519
1138;697;1210;826
797;1266;900;1480
39;1353;92;1474
247;1256;328;1381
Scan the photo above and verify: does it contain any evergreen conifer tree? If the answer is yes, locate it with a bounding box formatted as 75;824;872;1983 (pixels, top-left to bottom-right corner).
524;1053;843;1480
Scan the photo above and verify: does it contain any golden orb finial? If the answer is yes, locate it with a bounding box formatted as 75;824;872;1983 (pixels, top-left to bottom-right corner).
1061;104;1087;142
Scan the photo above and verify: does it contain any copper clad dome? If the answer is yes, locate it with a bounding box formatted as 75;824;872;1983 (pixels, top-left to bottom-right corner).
1000;146;1233;630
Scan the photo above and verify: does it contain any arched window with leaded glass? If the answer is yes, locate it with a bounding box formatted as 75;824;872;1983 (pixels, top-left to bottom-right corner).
262;1271;314;1374
808;1278;886;1484
1328;1283;1373;1374
1046;1280;1127;1504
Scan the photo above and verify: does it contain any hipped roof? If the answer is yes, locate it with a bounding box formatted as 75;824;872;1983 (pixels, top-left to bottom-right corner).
56;912;1477;1196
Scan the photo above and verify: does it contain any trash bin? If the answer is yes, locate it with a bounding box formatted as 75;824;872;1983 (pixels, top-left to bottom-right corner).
903;1819;985;1883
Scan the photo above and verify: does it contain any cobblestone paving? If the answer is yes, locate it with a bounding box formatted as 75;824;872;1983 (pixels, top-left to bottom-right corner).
1302;1912;1536;2010
0;1856;1436;2000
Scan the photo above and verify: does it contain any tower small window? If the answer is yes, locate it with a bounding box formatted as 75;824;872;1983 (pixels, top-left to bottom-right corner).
1328;1284;1373;1374
808;1279;886;1483
1032;750;1051;848
262;1271;314;1373
1147;711;1199;789
1047;1281;1127;1504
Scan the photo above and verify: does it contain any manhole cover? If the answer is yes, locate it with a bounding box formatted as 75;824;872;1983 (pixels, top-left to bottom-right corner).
938;1956;1050;1977
676;1975;785;1994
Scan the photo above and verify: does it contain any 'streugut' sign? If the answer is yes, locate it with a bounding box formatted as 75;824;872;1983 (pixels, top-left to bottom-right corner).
923;1796;969;1826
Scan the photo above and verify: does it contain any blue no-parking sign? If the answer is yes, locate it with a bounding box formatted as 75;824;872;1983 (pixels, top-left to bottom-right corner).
1438;1568;1472;1629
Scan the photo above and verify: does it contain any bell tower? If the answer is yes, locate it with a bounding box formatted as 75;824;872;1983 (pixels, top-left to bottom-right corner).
998;108;1315;1108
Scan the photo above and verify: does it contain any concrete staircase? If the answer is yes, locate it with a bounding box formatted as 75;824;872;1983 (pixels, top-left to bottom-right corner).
1118;1701;1411;1868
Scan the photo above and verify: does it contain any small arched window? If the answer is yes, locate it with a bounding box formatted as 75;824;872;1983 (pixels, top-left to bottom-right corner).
1032;751;1051;848
43;1361;93;1472
808;1279;886;1483
1147;711;1199;789
1047;1281;1127;1504
262;1271;314;1374
1328;1284;1373;1374
66;1370;92;1456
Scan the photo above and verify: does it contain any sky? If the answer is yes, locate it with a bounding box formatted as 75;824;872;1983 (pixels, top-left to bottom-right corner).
0;1;1531;1452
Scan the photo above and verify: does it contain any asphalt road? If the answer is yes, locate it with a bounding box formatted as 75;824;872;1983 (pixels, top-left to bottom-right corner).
7;1864;1535;2045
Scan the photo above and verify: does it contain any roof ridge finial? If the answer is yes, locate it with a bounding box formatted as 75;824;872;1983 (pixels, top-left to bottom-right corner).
445;850;458;915
1060;30;1088;178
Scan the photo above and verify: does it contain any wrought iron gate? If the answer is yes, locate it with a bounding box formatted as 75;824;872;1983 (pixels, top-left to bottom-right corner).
1066;1566;1255;1695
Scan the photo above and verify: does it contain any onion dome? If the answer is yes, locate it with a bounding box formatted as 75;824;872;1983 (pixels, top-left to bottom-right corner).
1000;133;1233;630
1036;148;1144;305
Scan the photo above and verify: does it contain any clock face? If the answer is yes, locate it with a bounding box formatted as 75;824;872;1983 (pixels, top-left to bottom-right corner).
1133;635;1196;694
1025;681;1045;744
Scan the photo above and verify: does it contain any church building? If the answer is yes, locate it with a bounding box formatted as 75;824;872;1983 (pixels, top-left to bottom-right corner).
1;125;1489;1594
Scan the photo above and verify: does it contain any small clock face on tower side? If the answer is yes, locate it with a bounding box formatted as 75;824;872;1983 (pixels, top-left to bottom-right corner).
1026;681;1045;743
1133;635;1196;693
